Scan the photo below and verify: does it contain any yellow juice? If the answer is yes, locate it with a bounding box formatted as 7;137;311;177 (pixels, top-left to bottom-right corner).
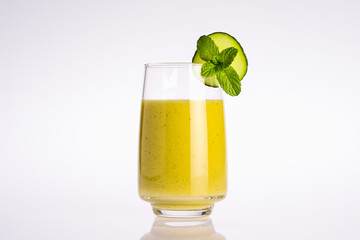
139;100;226;210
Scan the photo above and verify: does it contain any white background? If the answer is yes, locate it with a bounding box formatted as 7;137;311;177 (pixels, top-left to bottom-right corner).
1;0;360;239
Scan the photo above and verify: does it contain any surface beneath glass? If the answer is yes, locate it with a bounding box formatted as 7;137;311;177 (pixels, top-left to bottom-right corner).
1;182;359;240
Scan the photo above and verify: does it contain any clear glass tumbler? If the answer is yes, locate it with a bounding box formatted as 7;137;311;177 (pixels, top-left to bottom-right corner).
139;63;227;217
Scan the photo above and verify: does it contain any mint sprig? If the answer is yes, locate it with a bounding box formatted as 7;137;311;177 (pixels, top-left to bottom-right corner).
197;35;242;96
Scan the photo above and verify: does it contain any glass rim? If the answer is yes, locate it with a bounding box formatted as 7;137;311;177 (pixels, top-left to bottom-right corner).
145;62;202;68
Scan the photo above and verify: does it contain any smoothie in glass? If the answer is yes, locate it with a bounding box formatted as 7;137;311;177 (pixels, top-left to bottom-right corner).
139;99;226;210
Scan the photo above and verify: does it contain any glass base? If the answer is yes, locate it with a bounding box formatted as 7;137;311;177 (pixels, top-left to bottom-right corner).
152;206;213;218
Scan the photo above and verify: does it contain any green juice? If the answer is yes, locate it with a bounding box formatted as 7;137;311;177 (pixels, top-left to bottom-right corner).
139;100;226;210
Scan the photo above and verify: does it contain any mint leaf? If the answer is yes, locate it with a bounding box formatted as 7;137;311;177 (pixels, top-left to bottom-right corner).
219;47;238;68
197;35;219;62
211;55;222;65
216;66;241;96
201;62;222;77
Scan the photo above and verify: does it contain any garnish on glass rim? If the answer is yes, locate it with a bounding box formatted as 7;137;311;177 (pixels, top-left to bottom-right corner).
192;32;248;96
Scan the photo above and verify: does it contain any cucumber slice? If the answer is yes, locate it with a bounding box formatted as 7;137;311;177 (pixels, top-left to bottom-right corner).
192;32;248;88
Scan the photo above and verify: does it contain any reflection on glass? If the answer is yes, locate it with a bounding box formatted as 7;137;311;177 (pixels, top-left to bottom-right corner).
140;216;226;240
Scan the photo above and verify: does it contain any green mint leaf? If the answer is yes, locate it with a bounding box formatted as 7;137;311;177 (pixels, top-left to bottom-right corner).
197;35;219;62
201;62;220;77
211;55;222;65
219;47;238;68
216;66;241;96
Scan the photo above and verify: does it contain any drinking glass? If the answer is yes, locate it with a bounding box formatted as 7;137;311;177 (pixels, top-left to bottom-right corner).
139;63;227;217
